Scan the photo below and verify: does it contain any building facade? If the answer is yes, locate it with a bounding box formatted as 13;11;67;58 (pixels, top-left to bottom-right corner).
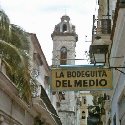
0;32;61;125
89;0;125;125
29;33;62;125
110;0;125;125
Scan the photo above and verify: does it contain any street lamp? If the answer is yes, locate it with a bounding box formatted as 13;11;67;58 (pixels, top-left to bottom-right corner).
89;43;125;75
89;44;109;65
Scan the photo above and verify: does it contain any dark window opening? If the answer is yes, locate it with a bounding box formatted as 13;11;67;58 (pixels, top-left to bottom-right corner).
82;116;86;119
82;96;86;104
113;114;116;125
82;111;86;119
60;47;67;65
82;111;85;113
84;99;86;104
63;24;67;32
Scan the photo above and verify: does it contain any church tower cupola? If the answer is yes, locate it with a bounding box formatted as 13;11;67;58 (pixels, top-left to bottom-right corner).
51;15;78;41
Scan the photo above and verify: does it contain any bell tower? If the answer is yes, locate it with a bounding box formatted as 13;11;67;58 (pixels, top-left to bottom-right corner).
51;15;78;125
51;15;78;66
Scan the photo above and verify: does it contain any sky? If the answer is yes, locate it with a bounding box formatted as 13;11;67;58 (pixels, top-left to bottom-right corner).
0;0;98;66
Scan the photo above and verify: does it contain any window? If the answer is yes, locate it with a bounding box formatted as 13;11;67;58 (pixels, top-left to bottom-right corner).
108;118;111;125
62;24;67;32
84;98;86;104
113;114;116;125
82;111;86;119
82;116;86;119
82;111;85;113
60;47;67;65
82;96;86;104
101;19;111;34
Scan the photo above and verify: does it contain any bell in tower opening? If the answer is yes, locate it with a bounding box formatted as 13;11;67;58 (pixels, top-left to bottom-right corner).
51;15;78;41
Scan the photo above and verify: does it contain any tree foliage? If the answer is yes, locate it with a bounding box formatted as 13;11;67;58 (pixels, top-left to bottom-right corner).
0;9;33;103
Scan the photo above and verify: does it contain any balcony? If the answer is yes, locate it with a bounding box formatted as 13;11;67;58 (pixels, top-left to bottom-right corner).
32;85;62;125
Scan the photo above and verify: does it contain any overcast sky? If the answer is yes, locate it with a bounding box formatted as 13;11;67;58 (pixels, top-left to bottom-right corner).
0;0;97;65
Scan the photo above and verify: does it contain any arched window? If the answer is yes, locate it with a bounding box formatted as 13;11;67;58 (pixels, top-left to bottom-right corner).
82;96;86;104
60;47;67;65
62;24;67;32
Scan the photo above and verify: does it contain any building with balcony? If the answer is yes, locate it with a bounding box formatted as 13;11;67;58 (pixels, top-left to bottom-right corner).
29;33;62;125
110;0;125;125
89;0;125;125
